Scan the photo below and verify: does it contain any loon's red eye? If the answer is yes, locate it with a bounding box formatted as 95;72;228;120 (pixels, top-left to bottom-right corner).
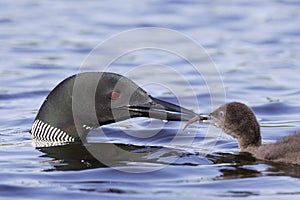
110;91;120;99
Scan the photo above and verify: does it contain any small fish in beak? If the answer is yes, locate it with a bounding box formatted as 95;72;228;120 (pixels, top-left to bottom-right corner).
183;114;209;130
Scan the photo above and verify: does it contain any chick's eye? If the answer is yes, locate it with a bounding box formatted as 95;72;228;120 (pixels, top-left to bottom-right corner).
110;91;120;99
219;111;225;118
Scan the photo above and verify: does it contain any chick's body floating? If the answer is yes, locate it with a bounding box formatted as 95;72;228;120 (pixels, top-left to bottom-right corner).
185;102;300;165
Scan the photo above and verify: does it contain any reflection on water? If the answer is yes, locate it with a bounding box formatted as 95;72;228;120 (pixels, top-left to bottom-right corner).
38;140;300;180
39;142;185;171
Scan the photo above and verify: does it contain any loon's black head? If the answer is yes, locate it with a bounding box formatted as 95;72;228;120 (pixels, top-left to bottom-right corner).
31;72;197;144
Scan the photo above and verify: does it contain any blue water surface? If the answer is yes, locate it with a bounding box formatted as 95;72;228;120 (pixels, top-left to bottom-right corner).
1;0;300;199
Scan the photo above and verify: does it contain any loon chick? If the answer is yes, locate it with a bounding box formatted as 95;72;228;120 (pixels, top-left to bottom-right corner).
31;72;197;145
185;102;300;165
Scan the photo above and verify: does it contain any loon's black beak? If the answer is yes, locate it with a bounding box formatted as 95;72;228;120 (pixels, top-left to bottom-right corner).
124;96;198;121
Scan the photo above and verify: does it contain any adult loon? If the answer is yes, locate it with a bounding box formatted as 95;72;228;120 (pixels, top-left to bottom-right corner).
31;72;197;146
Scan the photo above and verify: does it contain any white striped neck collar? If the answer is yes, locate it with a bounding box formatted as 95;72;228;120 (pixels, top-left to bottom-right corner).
31;119;76;147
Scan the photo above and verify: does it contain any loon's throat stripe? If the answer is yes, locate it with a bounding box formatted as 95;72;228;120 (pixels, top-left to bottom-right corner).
31;119;75;142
